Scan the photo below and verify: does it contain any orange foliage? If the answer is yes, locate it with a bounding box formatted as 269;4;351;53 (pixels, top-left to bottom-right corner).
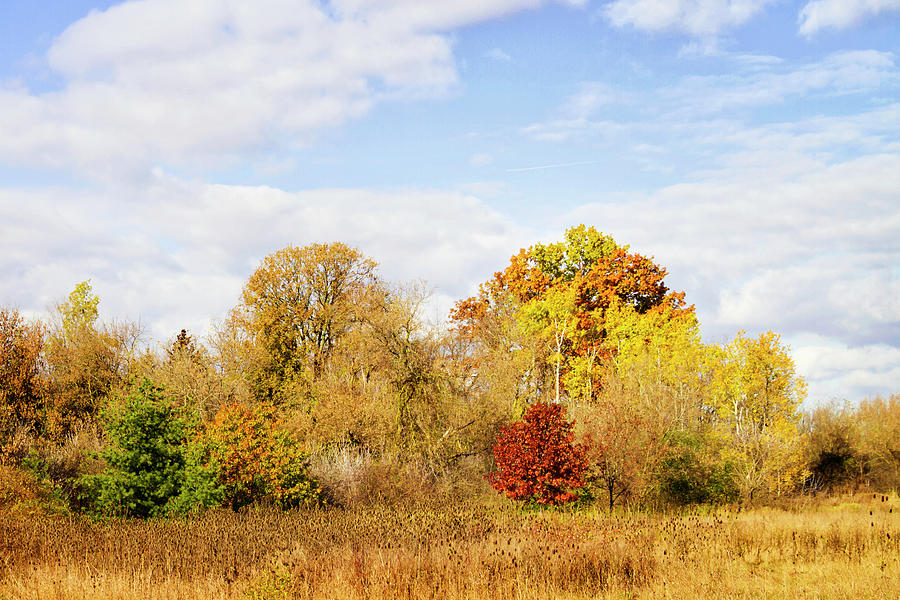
450;226;693;367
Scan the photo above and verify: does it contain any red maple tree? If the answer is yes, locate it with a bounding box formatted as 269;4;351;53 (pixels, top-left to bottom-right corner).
488;402;587;505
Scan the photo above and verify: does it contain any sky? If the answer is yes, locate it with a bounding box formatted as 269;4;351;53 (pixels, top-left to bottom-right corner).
0;0;898;406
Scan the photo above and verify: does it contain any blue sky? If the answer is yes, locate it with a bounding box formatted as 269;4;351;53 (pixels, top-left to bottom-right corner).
1;0;898;405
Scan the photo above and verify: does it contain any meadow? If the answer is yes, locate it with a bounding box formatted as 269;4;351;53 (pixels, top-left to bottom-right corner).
2;472;898;600
3;233;899;599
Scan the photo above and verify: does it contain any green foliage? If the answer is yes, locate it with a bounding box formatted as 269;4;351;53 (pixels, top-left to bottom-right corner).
269;434;321;508
243;566;291;600
170;440;225;513
658;431;738;506
81;379;191;517
529;224;621;281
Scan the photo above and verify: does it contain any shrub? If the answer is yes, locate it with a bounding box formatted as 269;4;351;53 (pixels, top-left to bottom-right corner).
80;379;192;517
488;402;586;505
658;430;738;506
176;402;320;511
802;402;862;491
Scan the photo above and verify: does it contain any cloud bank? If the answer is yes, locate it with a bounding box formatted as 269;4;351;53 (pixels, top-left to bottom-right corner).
0;0;581;179
0;176;529;341
799;0;900;35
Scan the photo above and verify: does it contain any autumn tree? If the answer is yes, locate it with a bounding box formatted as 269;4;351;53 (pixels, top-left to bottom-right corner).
177;402;320;511
854;395;900;488
44;281;141;437
235;243;379;402
576;379;670;510
709;331;807;500
520;283;577;403
802;401;863;490
297;281;484;475
0;309;46;454
488;402;587;505
449;289;547;418
451;225;692;404
135;329;245;421
598;299;710;427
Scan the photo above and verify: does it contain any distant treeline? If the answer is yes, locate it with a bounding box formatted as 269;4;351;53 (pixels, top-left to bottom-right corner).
1;225;897;515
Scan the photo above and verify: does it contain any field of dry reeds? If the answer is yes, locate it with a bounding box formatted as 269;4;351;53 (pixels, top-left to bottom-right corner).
2;470;898;600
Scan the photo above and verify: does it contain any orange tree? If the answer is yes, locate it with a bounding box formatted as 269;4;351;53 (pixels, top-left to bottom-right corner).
488;402;587;505
450;225;692;402
235;243;379;403
177;402;320;511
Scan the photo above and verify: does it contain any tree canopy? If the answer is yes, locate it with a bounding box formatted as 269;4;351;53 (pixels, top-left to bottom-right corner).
450;225;695;405
235;242;379;401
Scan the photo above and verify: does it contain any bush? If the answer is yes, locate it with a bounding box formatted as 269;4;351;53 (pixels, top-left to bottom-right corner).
80;379;192;517
176;402;320;511
488;402;586;505
658;430;738;506
802;403;862;491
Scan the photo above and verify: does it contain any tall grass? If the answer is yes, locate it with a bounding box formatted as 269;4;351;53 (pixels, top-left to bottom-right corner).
1;485;898;599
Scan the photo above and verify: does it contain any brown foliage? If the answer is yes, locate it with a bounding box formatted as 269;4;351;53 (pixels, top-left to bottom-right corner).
3;491;899;600
43;320;141;438
0;309;46;452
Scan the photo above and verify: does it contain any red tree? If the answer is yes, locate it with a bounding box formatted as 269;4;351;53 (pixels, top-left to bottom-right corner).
488;402;587;505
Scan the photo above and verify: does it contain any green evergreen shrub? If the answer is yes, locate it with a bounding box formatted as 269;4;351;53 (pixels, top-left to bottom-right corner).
80;379;191;517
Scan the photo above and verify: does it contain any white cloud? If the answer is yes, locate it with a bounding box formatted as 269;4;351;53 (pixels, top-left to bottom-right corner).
604;0;776;36
558;82;626;119
0;176;530;342
799;0;900;36
485;48;512;62
570;151;900;332
562;150;900;403
665;50;897;116
792;338;900;404
329;0;586;31
0;0;581;180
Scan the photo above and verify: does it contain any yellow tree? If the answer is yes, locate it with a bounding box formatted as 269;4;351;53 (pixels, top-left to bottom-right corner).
598;298;710;427
44;281;140;437
854;395;900;487
519;283;577;403
237;243;379;403
710;331;807;500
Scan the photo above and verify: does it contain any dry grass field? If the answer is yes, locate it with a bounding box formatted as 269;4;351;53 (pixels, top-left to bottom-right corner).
1;466;898;600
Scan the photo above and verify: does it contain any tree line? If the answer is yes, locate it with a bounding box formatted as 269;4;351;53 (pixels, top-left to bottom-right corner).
1;226;897;515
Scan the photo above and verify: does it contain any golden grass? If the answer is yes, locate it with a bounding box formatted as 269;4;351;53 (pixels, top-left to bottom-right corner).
1;492;898;600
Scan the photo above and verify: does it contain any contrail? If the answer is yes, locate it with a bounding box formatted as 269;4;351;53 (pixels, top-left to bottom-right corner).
506;159;604;173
